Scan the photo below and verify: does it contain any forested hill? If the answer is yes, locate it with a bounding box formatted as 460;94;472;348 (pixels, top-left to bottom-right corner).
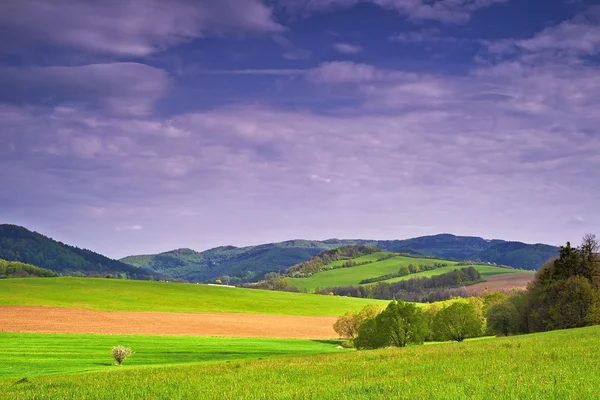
123;235;558;283
0;225;157;279
0;224;558;283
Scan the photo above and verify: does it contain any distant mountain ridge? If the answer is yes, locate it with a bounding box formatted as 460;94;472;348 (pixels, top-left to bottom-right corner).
0;224;157;279
0;224;559;283
122;234;559;283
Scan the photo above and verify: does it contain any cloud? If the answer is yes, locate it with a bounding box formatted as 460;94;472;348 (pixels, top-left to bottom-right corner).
0;0;284;56
0;63;168;116
482;6;600;61
2;6;599;254
333;43;363;54
517;6;600;56
115;225;143;231
311;174;332;184
275;0;508;24
272;35;311;60
307;61;413;84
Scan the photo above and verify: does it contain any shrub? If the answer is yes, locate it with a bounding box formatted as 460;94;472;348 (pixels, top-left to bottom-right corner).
111;346;133;365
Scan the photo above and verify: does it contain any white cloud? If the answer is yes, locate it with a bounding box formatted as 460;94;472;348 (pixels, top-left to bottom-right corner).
310;174;332;184
307;61;413;83
115;225;143;231
333;43;363;54
0;0;284;56
517;6;600;56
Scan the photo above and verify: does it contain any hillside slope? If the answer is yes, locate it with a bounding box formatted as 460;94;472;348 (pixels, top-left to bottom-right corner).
123;234;557;283
121;240;355;283
0;225;156;279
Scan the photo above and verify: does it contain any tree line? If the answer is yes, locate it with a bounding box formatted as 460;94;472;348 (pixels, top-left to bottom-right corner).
285;245;380;277
0;259;57;278
359;262;449;284
318;267;481;301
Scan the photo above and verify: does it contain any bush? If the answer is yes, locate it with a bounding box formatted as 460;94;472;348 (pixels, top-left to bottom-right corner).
111;346;133;365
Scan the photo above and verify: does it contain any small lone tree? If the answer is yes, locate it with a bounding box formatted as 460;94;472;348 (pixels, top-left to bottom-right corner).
111;346;133;365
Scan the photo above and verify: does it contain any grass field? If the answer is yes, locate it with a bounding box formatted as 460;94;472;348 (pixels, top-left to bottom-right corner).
0;333;343;379
0;277;387;316
2;326;598;399
288;252;532;291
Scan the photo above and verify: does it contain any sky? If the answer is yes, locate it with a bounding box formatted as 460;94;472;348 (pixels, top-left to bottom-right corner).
1;0;599;258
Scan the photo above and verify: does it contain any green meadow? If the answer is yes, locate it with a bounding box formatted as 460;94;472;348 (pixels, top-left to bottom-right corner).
0;333;343;379
288;252;531;291
2;326;599;399
0;277;387;316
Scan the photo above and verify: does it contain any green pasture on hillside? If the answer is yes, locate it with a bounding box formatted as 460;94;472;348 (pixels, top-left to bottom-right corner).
0;277;387;316
2;326;599;399
288;252;532;291
0;333;343;379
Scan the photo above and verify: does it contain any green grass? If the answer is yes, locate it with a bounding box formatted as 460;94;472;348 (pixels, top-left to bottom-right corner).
2;326;599;399
0;277;387;316
384;264;533;284
289;252;532;290
0;333;344;379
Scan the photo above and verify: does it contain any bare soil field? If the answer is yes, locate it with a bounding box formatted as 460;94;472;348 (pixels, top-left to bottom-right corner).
0;307;338;339
466;273;534;294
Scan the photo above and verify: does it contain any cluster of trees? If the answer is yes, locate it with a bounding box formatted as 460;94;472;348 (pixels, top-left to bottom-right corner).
0;259;57;278
335;299;487;349
239;272;299;292
319;267;482;301
484;234;600;335
359;262;449;284
337;234;600;351
285;245;379;277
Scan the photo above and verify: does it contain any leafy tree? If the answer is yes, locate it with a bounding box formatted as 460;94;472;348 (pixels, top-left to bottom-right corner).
333;312;357;339
547;276;599;330
486;300;518;336
482;292;508;313
507;292;529;334
333;305;384;339
354;318;388;350
432;302;482;342
377;300;428;347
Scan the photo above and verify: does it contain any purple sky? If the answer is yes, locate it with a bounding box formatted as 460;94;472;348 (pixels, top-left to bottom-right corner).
1;0;599;258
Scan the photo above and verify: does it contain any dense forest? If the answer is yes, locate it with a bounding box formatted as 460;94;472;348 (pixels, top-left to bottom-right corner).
0;225;157;279
0;259;57;278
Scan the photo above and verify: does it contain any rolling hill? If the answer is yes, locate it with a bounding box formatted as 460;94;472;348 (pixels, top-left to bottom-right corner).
0;225;157;279
0;277;387;315
123;234;557;283
286;251;534;291
0;224;557;283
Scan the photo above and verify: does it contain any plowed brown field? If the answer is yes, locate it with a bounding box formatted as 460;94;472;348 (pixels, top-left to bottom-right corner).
0;307;338;339
466;273;534;294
